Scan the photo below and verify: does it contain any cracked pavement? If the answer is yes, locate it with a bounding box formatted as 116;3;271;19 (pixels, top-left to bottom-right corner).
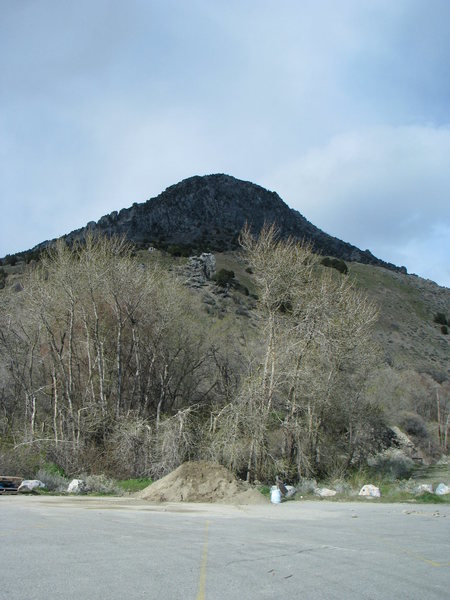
1;496;449;600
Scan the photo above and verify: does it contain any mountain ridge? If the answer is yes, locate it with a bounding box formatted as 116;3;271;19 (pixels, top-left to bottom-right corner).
32;174;405;272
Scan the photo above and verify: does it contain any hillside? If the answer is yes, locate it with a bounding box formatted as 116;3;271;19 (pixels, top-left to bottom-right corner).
2;173;448;395
348;263;449;377
2;172;448;387
179;250;450;377
0;175;448;482
130;246;450;444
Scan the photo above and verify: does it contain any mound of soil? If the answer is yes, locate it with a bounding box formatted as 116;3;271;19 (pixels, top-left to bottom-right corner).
139;461;267;504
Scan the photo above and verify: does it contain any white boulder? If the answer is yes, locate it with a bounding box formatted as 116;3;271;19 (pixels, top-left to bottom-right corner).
315;487;337;498
435;483;449;496
67;479;86;494
18;479;46;493
416;484;433;494
359;484;381;498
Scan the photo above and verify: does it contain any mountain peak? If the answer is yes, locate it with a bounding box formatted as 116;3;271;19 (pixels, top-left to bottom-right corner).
51;174;403;271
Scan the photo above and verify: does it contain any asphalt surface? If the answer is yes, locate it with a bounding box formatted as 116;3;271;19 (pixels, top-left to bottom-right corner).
0;496;449;600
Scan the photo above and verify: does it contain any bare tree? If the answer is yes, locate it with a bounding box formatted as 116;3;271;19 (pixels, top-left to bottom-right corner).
0;235;215;474
228;225;381;481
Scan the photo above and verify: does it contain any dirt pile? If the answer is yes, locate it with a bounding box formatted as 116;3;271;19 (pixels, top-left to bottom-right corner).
138;461;267;504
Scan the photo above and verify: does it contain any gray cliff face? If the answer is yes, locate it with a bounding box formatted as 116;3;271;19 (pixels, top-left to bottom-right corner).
61;174;401;270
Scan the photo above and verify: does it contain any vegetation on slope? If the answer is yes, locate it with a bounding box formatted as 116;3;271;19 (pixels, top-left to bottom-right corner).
0;230;407;483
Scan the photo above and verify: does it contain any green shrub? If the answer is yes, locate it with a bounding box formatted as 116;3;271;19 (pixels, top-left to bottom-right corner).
434;312;448;326
295;479;318;494
82;474;122;495
333;258;348;274
116;478;153;493
329;479;355;495
35;468;68;492
0;446;41;478
399;412;428;440
367;449;415;480
167;245;191;257
321;256;348;274
414;492;448;504
233;282;249;296
258;485;271;497
279;299;293;313
42;462;66;477
214;268;235;287
6;254;18;266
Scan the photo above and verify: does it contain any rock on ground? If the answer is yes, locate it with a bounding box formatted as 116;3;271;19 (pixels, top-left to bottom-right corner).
359;484;381;498
67;479;86;494
315;487;337;498
416;484;433;494
138;461;267;504
285;485;296;498
18;480;46;493
435;483;449;496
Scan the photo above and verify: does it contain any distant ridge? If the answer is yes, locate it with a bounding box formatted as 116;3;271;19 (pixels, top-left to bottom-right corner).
35;174;403;271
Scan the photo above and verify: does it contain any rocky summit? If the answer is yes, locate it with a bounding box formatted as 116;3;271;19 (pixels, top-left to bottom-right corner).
53;174;401;270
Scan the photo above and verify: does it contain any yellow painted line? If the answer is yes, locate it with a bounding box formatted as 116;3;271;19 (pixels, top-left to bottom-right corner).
196;520;211;600
385;543;449;568
369;533;449;568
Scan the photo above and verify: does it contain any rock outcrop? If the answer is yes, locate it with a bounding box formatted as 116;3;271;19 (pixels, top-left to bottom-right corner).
180;253;216;288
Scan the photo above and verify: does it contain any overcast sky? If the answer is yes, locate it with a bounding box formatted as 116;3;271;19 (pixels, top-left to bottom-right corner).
1;0;449;286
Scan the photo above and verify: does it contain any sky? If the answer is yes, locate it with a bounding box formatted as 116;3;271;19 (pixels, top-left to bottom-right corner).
1;0;449;286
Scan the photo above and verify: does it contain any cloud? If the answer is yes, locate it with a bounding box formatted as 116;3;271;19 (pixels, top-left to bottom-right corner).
1;1;450;288
265;125;450;285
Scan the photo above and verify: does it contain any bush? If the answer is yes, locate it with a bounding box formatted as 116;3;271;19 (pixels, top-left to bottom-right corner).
321;257;348;274
329;479;355;495
367;449;415;480
399;412;429;440
4;254;17;266
441;325;448;335
82;474;122;495
0;446;41;478
116;478;153;493
214;268;235;287
279;299;293;314
295;479;318;494
434;312;448;326
167;245;191;257
332;258;348;274
35;468;68;492
107;416;154;478
233;282;249;296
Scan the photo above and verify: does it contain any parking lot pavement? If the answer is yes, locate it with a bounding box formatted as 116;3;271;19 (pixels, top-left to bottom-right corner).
1;496;449;600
